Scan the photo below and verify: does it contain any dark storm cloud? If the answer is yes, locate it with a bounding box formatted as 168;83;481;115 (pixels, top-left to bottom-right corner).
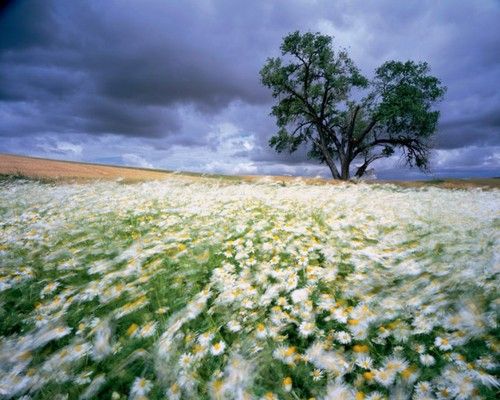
0;0;279;140
0;0;56;51
437;110;500;149
1;0;285;98
0;64;84;101
0;0;498;178
79;98;181;137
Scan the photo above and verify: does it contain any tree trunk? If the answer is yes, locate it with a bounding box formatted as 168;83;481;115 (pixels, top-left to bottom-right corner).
340;158;350;180
325;156;341;179
316;132;341;179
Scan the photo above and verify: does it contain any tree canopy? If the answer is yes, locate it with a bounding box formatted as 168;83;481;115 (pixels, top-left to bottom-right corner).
260;31;446;179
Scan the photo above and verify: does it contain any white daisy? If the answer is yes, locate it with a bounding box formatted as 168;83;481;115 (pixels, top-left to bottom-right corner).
227;320;242;332
335;331;352;344
311;369;324;381
179;353;194;369
355;355;373;369
130;377;152;399
290;288;309;304
374;368;396;387
197;332;214;346
255;323;267;339
434;336;452;351
298;321;315;337
211;341;226;356
420;354;436;366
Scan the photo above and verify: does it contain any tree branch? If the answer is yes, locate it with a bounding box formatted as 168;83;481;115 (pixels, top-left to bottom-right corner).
347;105;360;141
351;118;378;159
282;82;342;152
290;120;313;137
355;118;377;144
319;79;332;121
354;152;385;178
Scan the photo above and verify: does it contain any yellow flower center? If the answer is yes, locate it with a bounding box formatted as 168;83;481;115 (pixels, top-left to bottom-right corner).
353;344;369;353
284;346;296;356
363;371;374;380
171;383;180;393
127;323;139;336
213;379;224;392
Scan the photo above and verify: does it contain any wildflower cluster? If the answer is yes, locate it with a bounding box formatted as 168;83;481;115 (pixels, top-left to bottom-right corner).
0;177;498;399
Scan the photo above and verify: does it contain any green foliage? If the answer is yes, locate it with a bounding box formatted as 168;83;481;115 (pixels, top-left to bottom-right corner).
260;31;446;179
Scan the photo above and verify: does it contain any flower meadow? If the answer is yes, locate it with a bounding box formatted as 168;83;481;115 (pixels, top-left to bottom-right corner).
0;177;498;400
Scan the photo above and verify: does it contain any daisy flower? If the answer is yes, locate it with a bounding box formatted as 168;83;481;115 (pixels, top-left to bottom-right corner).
435;336;452;351
298;321;315;337
365;392;385;400
419;354;436;367
227;320;242;332
374;368;396;387
211;341;226;356
335;331;352;344
355;355;373;370
179;353;194;369
291;288;309;304
166;383;181;400
130;377;152;399
415;344;426;354
139;321;157;338
255;323;267;339
282;376;292;392
197;332;214;346
311;369;324;381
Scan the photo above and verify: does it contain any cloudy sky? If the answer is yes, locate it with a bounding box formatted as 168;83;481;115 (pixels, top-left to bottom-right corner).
1;0;499;179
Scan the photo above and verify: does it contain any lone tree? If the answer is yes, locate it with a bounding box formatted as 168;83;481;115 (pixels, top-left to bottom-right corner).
260;31;446;179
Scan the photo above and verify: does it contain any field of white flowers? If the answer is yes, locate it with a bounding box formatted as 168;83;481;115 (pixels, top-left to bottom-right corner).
0;177;498;400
